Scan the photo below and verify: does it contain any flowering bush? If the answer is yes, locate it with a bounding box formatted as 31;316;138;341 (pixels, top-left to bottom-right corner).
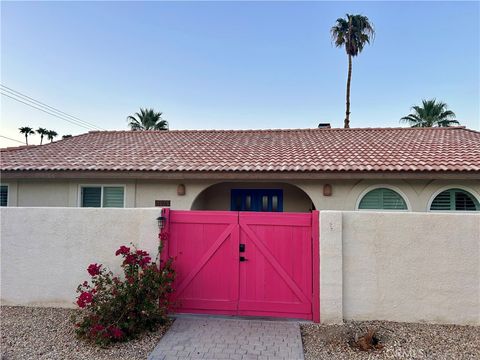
73;243;174;346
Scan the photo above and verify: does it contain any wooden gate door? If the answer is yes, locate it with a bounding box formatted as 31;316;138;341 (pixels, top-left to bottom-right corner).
164;209;319;321
238;212;318;320
166;210;240;315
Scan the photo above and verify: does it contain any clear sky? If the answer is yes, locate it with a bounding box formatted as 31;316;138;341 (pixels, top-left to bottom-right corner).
1;1;479;147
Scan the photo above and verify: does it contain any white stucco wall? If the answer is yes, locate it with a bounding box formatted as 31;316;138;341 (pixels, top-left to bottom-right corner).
0;207;161;307
2;207;479;325
319;211;480;325
298;179;480;212
2;178;479;213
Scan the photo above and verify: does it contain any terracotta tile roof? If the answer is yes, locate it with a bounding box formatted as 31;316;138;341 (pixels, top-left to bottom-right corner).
1;127;479;173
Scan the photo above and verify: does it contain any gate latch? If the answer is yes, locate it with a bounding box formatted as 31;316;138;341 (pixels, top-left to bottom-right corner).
240;256;248;262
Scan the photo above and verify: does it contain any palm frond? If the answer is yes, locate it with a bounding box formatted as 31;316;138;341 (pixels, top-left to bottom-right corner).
19;126;35;135
331;14;375;56
46;130;58;142
400;99;460;127
127;108;168;131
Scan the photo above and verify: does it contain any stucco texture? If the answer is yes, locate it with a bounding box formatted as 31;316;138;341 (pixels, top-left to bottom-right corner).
1;207;479;325
320;211;480;325
2;179;479;213
0;207;161;307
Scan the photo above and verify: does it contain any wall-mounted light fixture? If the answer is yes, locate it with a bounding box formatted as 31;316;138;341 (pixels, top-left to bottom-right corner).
156;216;166;230
323;184;332;196
177;184;186;196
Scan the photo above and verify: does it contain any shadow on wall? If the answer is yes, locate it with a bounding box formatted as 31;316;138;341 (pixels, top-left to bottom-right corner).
191;182;315;212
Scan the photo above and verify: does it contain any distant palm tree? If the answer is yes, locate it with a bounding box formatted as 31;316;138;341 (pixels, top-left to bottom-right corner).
36;127;48;145
19;126;35;145
400;99;460;127
46;130;58;143
62;134;72;139
127;108;168;130
331;14;375;128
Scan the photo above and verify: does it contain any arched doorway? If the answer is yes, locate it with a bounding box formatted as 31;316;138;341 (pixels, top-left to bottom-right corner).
191;182;315;212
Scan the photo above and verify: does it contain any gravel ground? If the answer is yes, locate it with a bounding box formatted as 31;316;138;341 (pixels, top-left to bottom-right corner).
1;306;171;360
301;320;480;360
3;307;479;360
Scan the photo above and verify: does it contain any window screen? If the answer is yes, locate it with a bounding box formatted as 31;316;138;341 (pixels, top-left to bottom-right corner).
103;187;124;208
81;187;102;207
0;185;8;207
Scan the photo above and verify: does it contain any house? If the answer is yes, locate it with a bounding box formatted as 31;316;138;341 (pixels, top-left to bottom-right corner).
1;126;479;324
1;127;479;212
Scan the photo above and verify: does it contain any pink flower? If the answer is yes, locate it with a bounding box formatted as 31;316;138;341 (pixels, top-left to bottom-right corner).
87;263;102;276
123;254;137;265
90;324;105;336
139;256;151;268
115;245;130;256
136;249;150;257
108;326;124;339
76;291;93;308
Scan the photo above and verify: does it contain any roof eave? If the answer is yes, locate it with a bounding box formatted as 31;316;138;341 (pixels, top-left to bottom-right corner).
1;170;479;180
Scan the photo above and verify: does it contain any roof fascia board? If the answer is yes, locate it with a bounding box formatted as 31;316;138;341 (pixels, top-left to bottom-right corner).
1;170;479;180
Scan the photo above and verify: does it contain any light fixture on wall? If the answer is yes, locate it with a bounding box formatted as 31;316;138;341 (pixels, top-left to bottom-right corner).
323;184;332;197
177;184;186;196
156;216;166;230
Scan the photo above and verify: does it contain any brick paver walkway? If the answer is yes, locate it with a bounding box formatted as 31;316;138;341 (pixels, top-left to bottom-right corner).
148;316;305;360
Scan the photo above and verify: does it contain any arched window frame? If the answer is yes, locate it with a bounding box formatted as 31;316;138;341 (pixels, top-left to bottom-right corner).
427;186;480;212
355;185;411;211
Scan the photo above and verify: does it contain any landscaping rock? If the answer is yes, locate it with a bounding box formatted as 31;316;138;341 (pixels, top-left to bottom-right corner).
301;320;480;360
1;306;171;360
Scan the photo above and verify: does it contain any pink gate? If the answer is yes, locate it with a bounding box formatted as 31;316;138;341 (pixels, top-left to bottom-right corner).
161;209;319;322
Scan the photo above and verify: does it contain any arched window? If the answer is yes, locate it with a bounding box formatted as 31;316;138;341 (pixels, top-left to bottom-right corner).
430;188;479;211
358;188;408;210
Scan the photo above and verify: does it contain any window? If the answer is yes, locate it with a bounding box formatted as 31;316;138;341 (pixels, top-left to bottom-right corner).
0;185;8;207
430;188;479;211
80;186;124;208
231;189;283;212
358;188;408;210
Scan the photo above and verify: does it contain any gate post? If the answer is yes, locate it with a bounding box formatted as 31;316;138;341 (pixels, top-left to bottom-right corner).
312;210;320;323
319;211;343;324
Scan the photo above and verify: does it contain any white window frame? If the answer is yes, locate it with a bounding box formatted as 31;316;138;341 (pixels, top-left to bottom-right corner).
0;184;9;207
427;185;480;212
78;184;126;208
355;184;411;212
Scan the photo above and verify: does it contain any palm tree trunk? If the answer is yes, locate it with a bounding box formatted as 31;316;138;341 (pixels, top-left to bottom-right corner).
25;134;28;145
344;54;352;128
40;135;43;145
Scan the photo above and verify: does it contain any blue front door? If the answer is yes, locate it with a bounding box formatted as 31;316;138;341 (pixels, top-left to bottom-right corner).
230;189;283;212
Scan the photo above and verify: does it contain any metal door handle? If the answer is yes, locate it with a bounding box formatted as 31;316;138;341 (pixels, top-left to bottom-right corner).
240;256;248;262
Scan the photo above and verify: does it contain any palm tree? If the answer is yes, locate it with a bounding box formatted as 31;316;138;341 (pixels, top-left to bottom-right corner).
62;134;72;139
46;130;58;143
331;14;375;128
127;108;168;130
19;126;35;145
400;99;460;127
36;127;48;145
